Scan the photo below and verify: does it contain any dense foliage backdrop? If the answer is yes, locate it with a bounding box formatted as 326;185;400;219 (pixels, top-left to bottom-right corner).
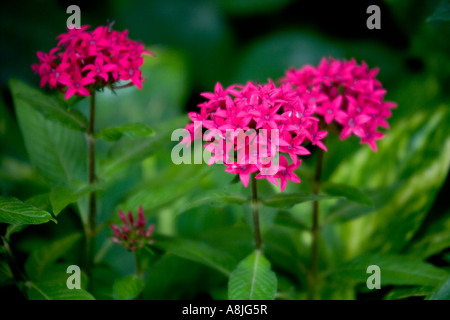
0;0;449;300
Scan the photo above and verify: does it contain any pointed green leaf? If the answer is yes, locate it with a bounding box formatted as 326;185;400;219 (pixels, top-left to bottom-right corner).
428;277;450;300
0;260;13;282
332;106;450;256
101;115;188;177
9;79;87;131
274;211;309;230
113;275;144;300
154;235;237;276
322;201;375;226
322;186;394;226
228;250;277;300
25;193;51;211
328;254;448;287
0;196;55;225
96;123;155;142
119;166;211;215
25;233;82;280
405;214;450;260
5;224;27;240
263;192;333;209
322;183;373;207
49;185;97;216
10;80;87;188
27;281;95;300
407;231;450;260
180;191;247;214
427;0;450;22
384;286;433;300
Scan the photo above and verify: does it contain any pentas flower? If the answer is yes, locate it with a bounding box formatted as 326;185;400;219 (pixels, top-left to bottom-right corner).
32;24;153;100
110;206;155;251
256;155;301;192
182;80;326;191
282;58;396;151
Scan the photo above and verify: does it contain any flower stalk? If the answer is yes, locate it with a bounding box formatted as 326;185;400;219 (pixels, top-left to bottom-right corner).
251;172;262;250
86;89;97;273
308;147;324;300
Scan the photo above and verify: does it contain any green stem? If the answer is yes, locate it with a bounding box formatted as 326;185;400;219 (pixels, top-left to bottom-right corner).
308;147;324;300
134;249;144;300
86;90;97;274
134;250;143;279
251;173;262;250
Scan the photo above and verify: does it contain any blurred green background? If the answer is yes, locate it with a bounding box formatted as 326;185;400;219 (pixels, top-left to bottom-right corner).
1;0;449;300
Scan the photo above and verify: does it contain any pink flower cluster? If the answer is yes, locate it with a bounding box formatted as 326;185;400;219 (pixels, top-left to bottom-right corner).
282;58;397;151
110;206;155;251
184;81;327;191
31;24;153;100
183;58;395;191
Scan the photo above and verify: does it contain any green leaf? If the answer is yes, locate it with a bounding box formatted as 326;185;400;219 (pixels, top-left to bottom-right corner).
263;192;333;209
96;123;155;142
0;260;13;283
328;254;449;287
406;230;450;260
384;286;433;300
27;281;95;300
154;235;237;276
322;186;394;226
119;165;211;215
49;184;97;216
180;190;247;214
101;115;188;177
25;263;93;300
273;211;309;230
428;277;450;300
332;106;450;256
113;275;144;300
0;196;55;225
142;254;205;300
427;0;450;22
198;225;254;265
263;226;310;285
25;233;82;280
25;193;51;211
405;214;450;260
5;224;27;240
322;201;375;226
8;79;87;131
228;250;277;300
322;183;373;207
10;80;87;188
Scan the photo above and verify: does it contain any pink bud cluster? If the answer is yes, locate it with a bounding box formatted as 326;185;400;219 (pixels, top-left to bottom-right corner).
184;80;327;191
31;24;153;100
282;58;397;151
110;206;155;251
